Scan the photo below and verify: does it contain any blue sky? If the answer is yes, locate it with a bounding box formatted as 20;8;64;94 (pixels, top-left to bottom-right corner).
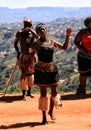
0;0;91;8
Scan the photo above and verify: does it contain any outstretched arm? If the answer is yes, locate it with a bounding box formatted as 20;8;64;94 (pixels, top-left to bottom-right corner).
52;28;72;50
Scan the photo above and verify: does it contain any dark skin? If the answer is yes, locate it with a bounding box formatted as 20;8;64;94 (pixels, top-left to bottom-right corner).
74;22;91;57
34;26;72;124
74;20;91;94
14;20;35;99
14;22;36;58
37;27;72;50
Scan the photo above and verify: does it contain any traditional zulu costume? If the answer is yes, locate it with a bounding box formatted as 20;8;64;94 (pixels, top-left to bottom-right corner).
34;39;59;86
74;17;91;95
76;29;91;75
31;22;71;124
32;38;61;124
14;17;36;99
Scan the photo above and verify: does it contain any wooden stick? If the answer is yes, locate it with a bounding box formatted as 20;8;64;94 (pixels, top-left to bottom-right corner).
3;59;18;96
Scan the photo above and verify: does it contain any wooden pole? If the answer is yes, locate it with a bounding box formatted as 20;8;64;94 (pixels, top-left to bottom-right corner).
3;59;18;96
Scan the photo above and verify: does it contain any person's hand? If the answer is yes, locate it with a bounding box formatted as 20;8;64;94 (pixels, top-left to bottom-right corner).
66;28;72;37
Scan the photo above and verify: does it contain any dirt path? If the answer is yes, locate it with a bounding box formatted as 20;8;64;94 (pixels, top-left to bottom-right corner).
0;93;91;130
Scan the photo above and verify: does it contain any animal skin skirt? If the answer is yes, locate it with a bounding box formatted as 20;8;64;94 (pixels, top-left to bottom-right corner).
34;63;59;86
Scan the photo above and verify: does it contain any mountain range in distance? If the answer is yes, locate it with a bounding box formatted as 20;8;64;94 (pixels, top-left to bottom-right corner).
0;7;91;23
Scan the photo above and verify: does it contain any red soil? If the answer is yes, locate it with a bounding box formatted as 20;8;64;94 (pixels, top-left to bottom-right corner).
0;93;91;130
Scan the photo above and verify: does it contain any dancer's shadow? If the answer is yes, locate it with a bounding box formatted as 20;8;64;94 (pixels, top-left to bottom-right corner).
0;122;41;129
61;93;91;100
0;121;55;129
0;95;23;103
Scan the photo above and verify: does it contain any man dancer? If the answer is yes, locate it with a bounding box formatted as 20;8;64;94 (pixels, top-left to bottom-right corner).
14;17;36;100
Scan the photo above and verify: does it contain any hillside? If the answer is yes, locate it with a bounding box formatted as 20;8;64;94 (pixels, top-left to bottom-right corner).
0;18;91;94
0;7;91;23
0;93;91;130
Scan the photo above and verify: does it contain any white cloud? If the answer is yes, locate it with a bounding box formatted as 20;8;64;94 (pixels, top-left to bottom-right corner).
0;0;91;8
